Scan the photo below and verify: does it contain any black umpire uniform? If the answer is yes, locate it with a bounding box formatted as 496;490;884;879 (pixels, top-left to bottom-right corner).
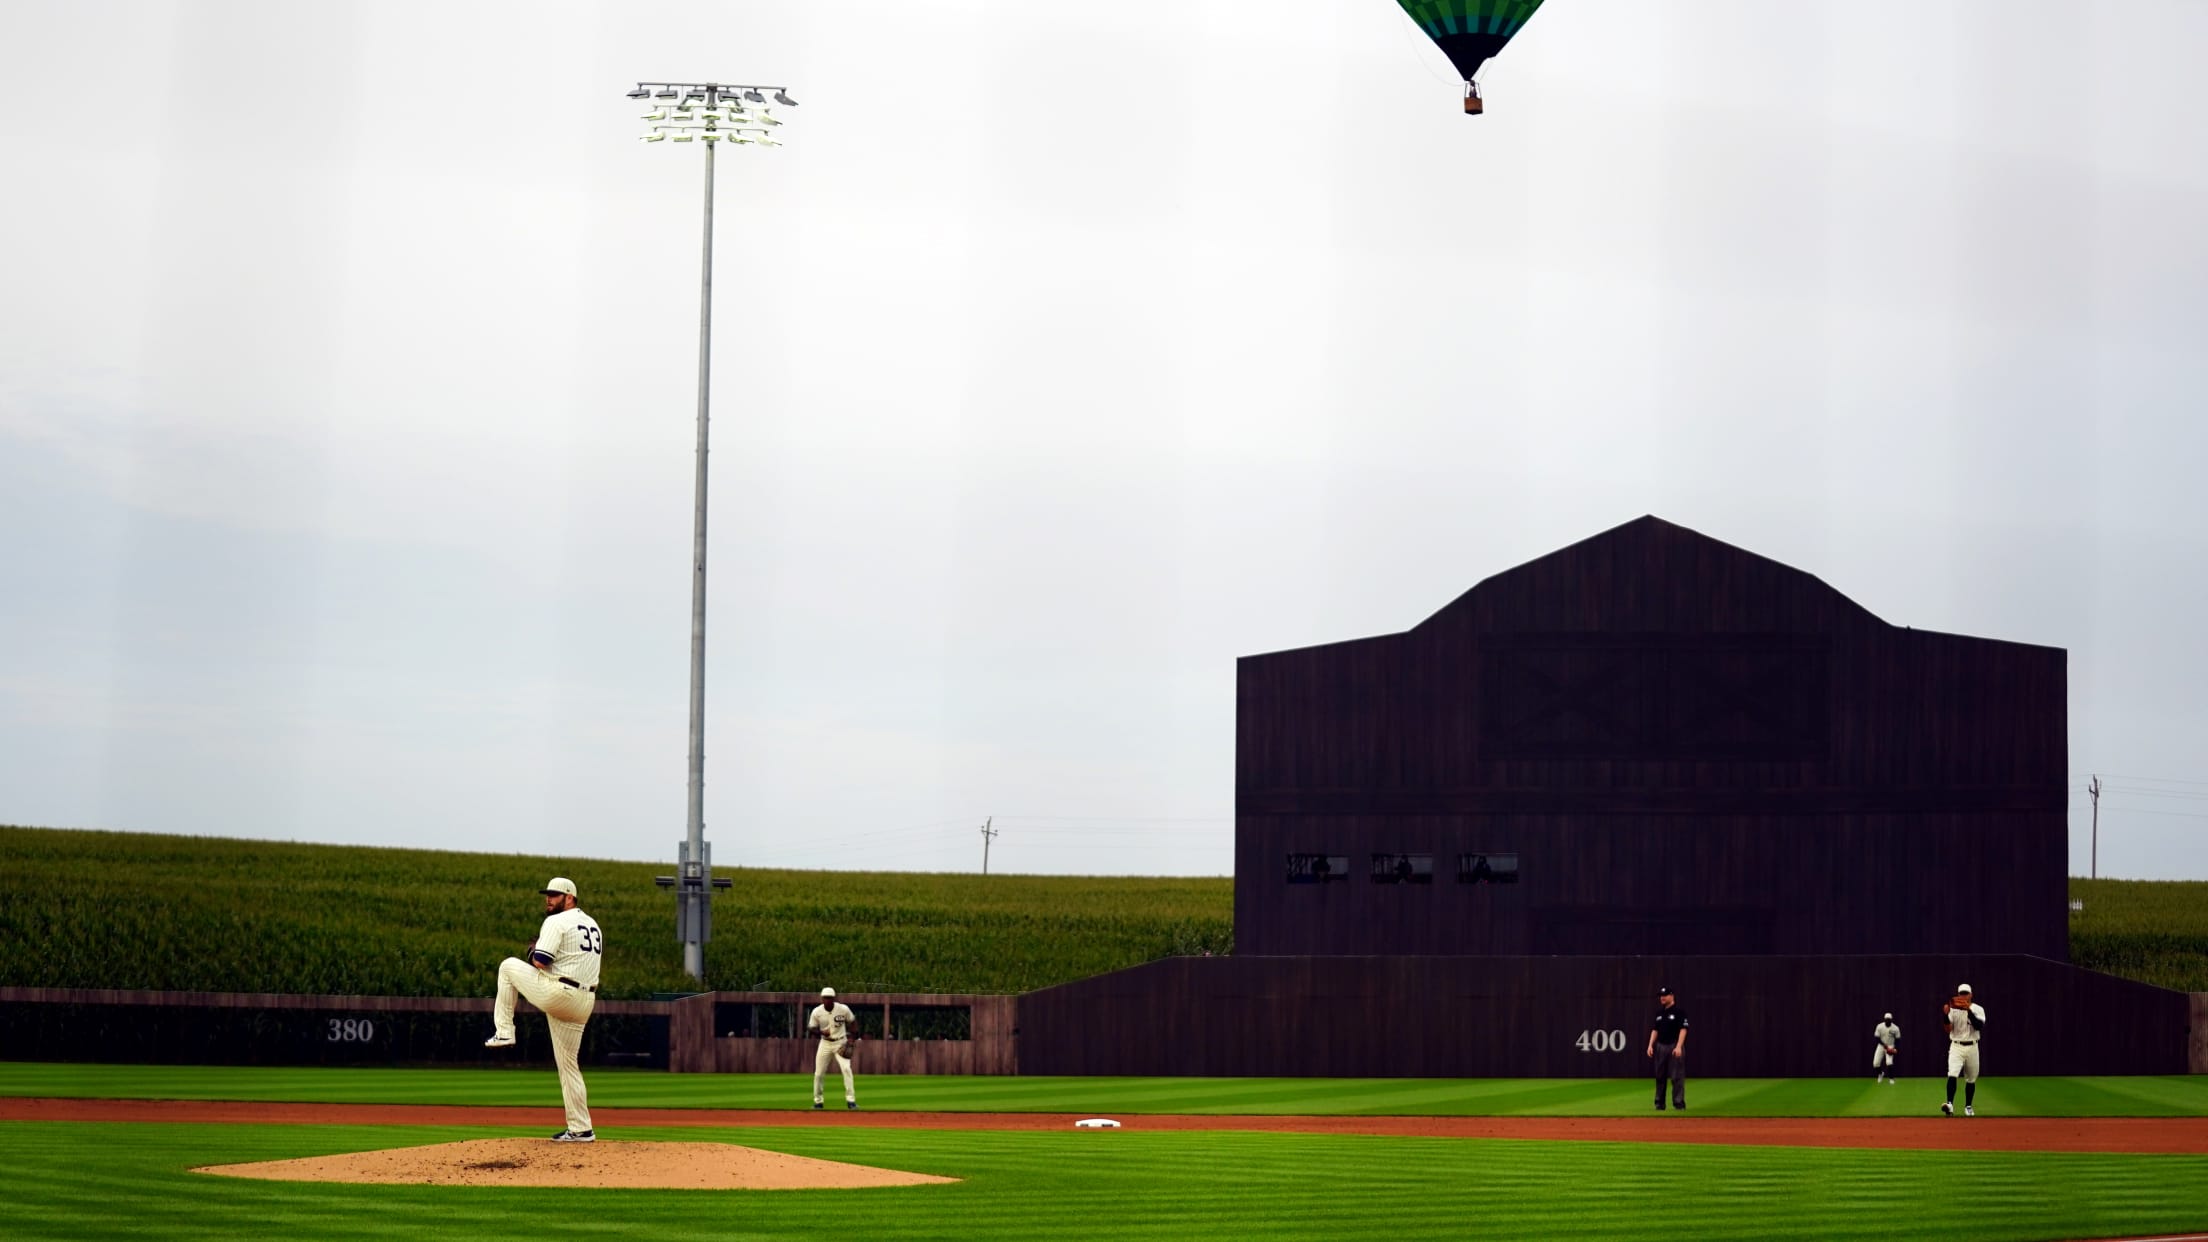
1649;986;1689;1110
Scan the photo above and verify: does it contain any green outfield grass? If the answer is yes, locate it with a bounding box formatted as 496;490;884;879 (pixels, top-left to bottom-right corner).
5;1119;2206;1242
7;1063;2208;1118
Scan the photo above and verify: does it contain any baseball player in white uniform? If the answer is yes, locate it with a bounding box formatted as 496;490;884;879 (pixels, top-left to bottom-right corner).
808;987;859;1110
1873;1013;1901;1084
484;877;603;1141
1940;983;1986;1117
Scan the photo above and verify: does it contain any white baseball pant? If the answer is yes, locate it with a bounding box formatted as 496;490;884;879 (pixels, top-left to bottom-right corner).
493;957;595;1134
814;1039;854;1105
1873;1046;1896;1069
1945;1041;1980;1084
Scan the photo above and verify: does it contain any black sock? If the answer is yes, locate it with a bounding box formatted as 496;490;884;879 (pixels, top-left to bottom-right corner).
1965;1082;1976;1107
1946;1076;1957;1103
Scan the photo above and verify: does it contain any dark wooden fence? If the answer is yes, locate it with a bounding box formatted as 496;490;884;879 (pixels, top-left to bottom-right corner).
0;986;1014;1075
8;971;2201;1077
0;986;673;1069
666;992;1014;1074
1016;955;2199;1078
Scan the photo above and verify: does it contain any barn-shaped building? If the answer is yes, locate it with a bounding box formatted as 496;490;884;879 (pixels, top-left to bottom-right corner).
1234;514;2067;960
1017;517;2195;1078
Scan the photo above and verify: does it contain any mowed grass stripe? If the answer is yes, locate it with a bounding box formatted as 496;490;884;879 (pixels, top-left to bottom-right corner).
7;1062;2208;1118
6;1121;2208;1241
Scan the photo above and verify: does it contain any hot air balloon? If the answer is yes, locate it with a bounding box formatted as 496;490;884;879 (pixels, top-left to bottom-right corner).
1395;0;1547;114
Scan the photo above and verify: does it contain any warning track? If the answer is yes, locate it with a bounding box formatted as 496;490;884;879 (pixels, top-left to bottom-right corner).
5;1098;2206;1155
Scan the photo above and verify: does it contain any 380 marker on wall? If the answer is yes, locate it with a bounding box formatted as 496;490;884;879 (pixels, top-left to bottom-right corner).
326;1018;377;1043
1576;1028;1627;1052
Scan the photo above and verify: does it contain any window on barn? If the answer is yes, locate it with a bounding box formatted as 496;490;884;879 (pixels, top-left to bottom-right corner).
1457;853;1520;885
1286;853;1349;884
1370;853;1433;884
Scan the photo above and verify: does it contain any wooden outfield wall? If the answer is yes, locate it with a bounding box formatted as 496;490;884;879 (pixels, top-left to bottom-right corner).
8;971;2201;1077
1015;955;2202;1079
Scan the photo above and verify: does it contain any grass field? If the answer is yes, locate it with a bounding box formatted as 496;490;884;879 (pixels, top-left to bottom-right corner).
8;1062;2208;1118
7;825;2207;998
6;1066;2208;1241
9;1120;2208;1242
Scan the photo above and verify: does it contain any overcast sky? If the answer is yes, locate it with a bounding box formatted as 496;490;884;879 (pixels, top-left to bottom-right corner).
2;1;2205;879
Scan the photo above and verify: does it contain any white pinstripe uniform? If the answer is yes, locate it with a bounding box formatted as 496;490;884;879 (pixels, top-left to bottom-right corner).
809;989;858;1107
1944;996;1985;1083
488;878;602;1138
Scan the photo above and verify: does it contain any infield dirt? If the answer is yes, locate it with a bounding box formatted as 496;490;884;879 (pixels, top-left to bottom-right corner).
194;1137;959;1190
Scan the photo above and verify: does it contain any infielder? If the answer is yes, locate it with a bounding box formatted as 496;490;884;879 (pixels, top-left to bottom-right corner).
1873;1012;1901;1084
484;877;603;1141
808;986;859;1110
1940;983;1986;1117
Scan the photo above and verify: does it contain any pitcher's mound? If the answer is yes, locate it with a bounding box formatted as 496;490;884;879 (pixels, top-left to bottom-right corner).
194;1138;959;1190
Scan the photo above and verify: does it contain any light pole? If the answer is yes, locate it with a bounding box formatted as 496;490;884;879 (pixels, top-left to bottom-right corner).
636;79;798;983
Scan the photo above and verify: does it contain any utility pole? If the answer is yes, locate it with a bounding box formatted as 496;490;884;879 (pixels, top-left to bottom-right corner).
2088;775;2101;880
980;817;998;875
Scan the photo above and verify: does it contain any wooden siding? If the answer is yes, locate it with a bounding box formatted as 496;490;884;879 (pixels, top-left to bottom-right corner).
2193;993;2208;1075
1017;955;2189;1078
1235;516;2068;959
669;992;1016;1075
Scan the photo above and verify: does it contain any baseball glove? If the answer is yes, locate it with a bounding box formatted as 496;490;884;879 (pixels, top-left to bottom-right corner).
839;1039;858;1061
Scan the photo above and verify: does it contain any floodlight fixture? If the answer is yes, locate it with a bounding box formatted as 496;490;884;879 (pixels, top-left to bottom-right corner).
627;87;651;99
742;88;764;103
772;90;796;106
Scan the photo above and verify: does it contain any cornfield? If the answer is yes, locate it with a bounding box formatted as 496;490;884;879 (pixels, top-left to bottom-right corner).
2067;877;2208;993
0;825;1229;999
6;827;2197;998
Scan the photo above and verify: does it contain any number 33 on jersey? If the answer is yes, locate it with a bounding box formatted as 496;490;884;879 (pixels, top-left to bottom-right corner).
536;907;604;988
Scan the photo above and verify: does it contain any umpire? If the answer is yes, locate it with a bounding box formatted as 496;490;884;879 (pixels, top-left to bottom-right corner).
1646;985;1689;1110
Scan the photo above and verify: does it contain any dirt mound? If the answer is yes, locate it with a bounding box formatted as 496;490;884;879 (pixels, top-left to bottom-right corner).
192;1138;959;1190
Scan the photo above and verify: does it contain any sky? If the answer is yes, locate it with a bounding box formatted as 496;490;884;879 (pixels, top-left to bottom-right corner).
2;1;2205;879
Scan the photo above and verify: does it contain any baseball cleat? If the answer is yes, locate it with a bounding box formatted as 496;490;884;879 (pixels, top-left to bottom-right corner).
1941;1102;1954;1115
552;1129;594;1142
1964;1106;1974;1117
483;1034;516;1048
812;1102;824;1110
847;1101;859;1110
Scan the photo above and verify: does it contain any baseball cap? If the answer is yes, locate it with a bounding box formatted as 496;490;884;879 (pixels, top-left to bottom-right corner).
1657;985;1673;997
1883;1012;1893;1020
1956;983;1972;994
820;987;836;998
541;877;578;898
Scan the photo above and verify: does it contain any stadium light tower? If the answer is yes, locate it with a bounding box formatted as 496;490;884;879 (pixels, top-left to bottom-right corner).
634;79;798;983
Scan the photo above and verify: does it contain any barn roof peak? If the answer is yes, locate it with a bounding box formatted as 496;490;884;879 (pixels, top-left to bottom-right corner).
1414;514;1879;634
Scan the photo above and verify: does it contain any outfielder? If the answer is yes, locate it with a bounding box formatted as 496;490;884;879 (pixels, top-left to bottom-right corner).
808;986;859;1110
484;877;603;1142
1940;983;1986;1116
1873;1012;1901;1084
